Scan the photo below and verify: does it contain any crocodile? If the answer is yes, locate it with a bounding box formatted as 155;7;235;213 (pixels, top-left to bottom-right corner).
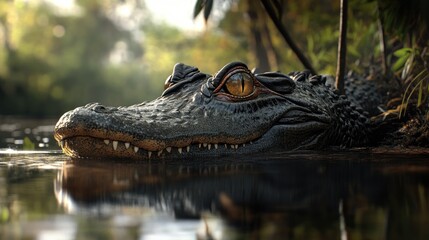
54;62;376;159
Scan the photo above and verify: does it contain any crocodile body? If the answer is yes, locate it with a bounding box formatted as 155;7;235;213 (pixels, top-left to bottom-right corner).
54;62;374;159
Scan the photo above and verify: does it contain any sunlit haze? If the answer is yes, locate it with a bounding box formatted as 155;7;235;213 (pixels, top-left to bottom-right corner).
145;0;206;32
43;0;206;32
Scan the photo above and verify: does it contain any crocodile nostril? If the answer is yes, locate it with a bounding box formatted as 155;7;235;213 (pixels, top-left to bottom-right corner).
94;105;107;113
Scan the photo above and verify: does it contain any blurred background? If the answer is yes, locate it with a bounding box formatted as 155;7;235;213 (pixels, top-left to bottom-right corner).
0;0;393;117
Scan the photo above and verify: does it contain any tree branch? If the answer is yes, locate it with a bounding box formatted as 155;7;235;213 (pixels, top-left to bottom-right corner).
260;0;317;75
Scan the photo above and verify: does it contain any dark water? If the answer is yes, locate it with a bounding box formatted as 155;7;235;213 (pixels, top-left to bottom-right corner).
1;119;429;240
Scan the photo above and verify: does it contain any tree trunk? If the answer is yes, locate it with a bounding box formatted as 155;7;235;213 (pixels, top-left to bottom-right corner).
335;0;348;95
0;15;13;57
246;0;271;72
377;3;388;76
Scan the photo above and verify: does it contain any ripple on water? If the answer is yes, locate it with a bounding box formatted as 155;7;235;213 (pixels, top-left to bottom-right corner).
0;150;69;169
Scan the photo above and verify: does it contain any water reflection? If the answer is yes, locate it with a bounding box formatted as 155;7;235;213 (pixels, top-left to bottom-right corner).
54;153;429;239
0;118;57;150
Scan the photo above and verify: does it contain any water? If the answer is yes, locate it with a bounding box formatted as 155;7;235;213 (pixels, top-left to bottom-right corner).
1;119;429;240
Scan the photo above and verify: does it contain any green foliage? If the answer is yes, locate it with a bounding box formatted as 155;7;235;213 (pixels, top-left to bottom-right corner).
392;48;414;73
0;0;247;117
242;0;380;74
0;207;9;223
377;0;429;43
394;48;429;117
23;136;35;150
0;1;145;116
143;23;248;77
399;68;429;117
1;0;420;117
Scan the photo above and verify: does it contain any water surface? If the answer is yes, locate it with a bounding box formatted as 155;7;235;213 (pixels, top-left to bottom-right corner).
0;119;429;239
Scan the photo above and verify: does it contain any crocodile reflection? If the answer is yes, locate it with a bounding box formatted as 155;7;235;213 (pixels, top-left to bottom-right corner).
54;156;429;238
55;156;402;234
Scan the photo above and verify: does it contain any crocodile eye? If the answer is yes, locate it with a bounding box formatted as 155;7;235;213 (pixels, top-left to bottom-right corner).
224;72;254;97
212;63;257;99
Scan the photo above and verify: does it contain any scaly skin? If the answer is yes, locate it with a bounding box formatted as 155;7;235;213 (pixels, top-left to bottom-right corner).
54;62;371;159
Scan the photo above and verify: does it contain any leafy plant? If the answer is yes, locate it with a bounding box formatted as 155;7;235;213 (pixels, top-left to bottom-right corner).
394;47;429;117
193;0;214;21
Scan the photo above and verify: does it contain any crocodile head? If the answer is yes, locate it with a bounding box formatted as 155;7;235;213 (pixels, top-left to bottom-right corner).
54;62;369;159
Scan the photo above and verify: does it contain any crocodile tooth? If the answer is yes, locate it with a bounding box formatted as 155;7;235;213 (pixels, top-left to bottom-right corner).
208;144;211;150
158;150;163;156
225;144;227;149
104;139;110;145
235;144;238;149
186;146;190;152
112;141;118;150
178;148;182;154
230;144;234;148
148;151;152;158
214;144;218;149
125;142;130;149
133;146;139;153
242;143;246;147
199;143;202;148
166;147;172;153
203;143;208;147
